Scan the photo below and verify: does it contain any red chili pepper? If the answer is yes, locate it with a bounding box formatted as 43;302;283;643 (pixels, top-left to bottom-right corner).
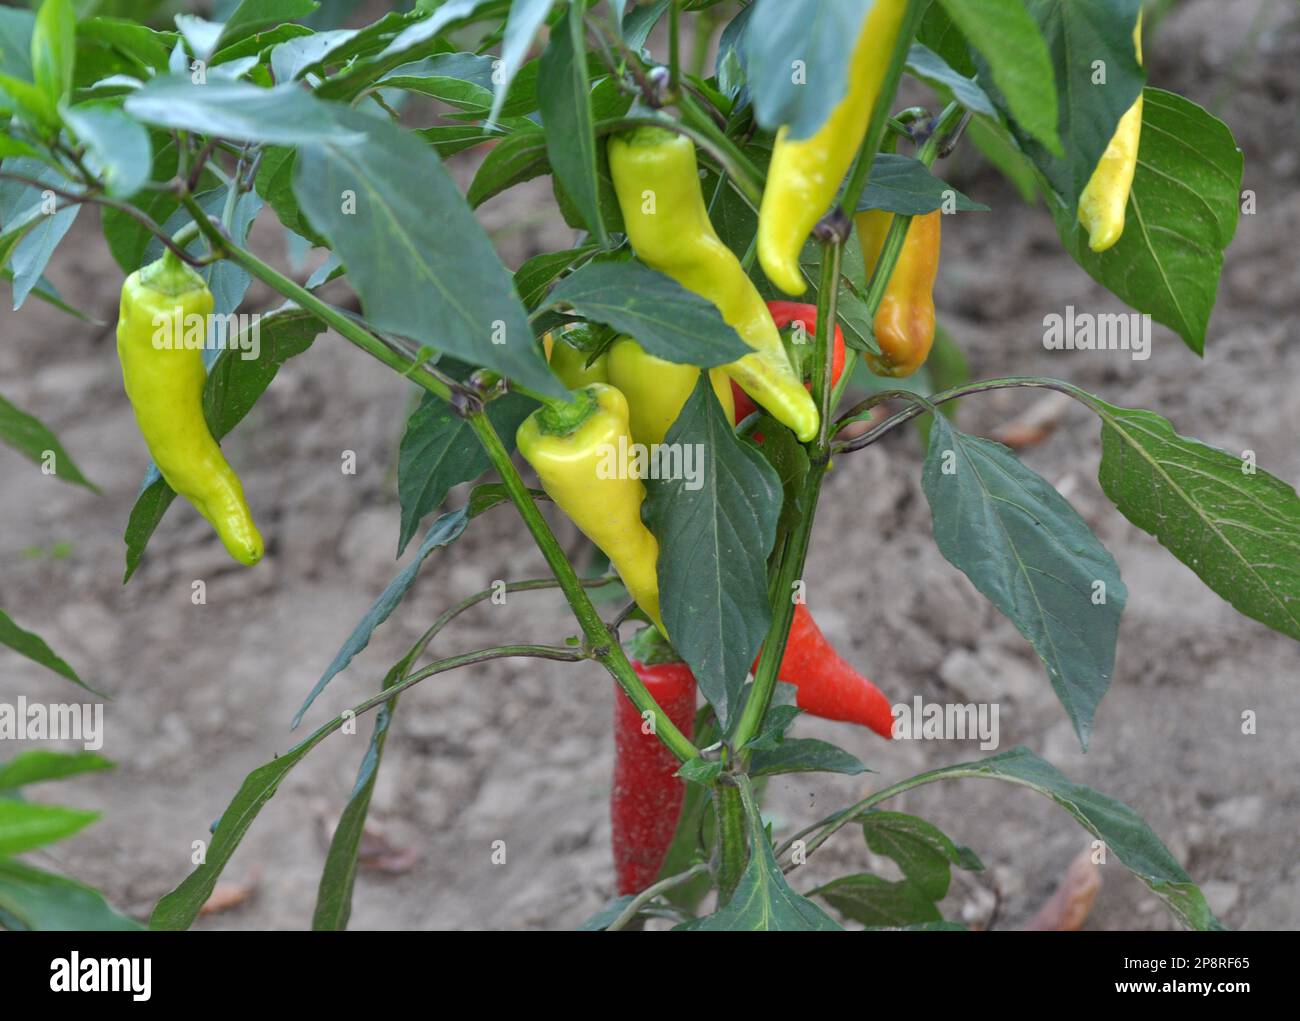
752;603;894;738
611;656;697;895
733;301;847;424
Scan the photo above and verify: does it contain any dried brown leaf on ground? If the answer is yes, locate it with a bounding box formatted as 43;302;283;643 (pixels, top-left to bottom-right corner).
198;869;261;917
1022;848;1102;931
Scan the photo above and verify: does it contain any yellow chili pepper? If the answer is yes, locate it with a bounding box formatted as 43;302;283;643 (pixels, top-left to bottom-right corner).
116;252;263;565
855;208;941;378
1077;14;1144;253
757;0;908;296
607;126;819;443
606;336;735;446
516;383;664;633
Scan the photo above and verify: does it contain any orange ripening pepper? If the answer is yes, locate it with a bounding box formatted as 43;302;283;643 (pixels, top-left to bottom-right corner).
855;208;941;377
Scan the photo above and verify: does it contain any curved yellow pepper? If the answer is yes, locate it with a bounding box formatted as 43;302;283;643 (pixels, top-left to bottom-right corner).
1077;14;1144;253
757;0;908;296
607;127;819;443
116;253;263;566
606;336;735;446
855;208;941;377
516;383;664;633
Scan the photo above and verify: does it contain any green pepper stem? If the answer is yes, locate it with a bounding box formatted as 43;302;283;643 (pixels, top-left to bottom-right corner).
533;387;598;435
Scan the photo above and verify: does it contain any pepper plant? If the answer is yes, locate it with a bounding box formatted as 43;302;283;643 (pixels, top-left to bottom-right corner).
0;0;1280;932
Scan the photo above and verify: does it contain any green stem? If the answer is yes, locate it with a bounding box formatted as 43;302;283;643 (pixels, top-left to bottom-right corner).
835;375;1088;453
712;782;748;903
776;757;1033;868
605;862;710;931
467;411;700;764
671;99;764;206
730;244;839;756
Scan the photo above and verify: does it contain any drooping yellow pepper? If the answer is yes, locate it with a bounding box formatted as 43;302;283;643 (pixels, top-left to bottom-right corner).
1077;14;1144;253
757;0;908;296
516;383;664;633
606;336;734;446
116;252;263;566
855;208;941;378
607;127;819;443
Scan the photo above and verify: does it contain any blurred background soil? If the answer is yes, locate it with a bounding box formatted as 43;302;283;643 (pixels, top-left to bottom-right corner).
0;0;1296;930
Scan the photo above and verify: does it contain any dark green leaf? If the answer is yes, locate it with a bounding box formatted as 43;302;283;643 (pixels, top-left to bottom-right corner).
857;153;987;216
895;746;1222;930
293;106;565;398
124;76;365;145
1094;398;1300;642
987;0;1141;206
0;608;96;694
0;391;96;490
861;810;983;900
921;415;1126;748
513;243;599;310
0;751;113;790
0;800;98;856
31;0;75;105
0;860;142;931
745;0;870;140
814;873;942;927
645;380;783;725
542;261;751;367
214;0;318;52
312;658;404;931
396;387;535;556
939;0;1059;153
905;43;994;117
466;125;548;207
60;101;152;198
749;739;867;778
254;146;327;248
537;5;606;244
323;0;492;94
622;0;667;51
915;2;974;77
487;0;554;125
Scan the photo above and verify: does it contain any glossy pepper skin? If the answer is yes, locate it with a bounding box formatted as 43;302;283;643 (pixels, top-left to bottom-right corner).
757;0;909;295
855;208;941;378
606;336;735;446
116;253;263;566
1077;14;1144;253
516;384;664;633
543;327;609;389
754;603;893;738
612;656;697;895
607;127;819;443
732;301;847;423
